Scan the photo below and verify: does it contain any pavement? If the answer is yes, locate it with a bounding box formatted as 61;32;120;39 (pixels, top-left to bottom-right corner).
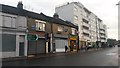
2;51;78;62
2;47;119;68
2;48;102;62
2;47;118;66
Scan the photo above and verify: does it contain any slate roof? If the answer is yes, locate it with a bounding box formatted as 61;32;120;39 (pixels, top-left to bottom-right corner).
0;4;78;29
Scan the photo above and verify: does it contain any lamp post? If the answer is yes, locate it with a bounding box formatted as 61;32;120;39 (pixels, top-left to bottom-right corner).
116;2;120;40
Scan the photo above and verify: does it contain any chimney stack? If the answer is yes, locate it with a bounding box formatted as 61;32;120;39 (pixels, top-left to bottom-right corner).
17;1;23;9
53;13;59;19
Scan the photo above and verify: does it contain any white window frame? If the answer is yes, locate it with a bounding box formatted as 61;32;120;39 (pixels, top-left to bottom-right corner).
71;28;76;35
3;16;12;27
11;17;16;28
74;7;78;11
74;15;78;20
2;15;17;28
35;20;46;31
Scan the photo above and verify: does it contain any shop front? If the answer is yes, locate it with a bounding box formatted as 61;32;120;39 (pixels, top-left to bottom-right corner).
27;33;46;55
53;34;68;52
68;35;77;52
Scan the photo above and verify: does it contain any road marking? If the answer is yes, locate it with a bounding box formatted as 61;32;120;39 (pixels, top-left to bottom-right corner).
106;53;117;56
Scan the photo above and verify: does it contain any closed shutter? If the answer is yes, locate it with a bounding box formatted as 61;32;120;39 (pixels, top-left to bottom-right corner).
28;41;36;55
28;39;45;55
36;39;45;54
55;39;68;52
2;34;16;52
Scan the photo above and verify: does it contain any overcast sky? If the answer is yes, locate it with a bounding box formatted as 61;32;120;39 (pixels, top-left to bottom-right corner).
1;0;119;40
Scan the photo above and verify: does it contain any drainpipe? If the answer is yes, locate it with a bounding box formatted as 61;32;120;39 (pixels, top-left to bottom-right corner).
77;27;79;51
50;23;53;53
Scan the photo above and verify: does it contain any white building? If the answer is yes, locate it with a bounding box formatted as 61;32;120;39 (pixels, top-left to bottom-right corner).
99;22;107;42
55;2;107;48
0;2;28;58
89;13;97;45
96;18;107;47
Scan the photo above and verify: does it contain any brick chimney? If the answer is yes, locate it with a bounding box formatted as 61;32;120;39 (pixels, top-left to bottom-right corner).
17;1;23;9
53;13;59;19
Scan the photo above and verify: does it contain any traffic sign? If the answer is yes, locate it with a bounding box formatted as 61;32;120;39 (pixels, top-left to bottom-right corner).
36;34;38;40
27;34;38;41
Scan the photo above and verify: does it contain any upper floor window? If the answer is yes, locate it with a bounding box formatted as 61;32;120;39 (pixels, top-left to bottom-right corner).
74;7;78;11
36;20;45;31
74;15;78;20
12;18;16;28
83;11;88;17
71;28;76;35
58;26;63;32
3;16;16;28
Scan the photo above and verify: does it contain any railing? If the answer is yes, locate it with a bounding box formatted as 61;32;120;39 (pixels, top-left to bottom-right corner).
83;22;89;28
83;29;89;34
100;35;105;38
83;36;90;41
100;30;105;34
56;2;70;8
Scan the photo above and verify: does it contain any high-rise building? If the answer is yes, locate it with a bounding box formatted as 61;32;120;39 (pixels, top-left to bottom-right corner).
55;2;107;48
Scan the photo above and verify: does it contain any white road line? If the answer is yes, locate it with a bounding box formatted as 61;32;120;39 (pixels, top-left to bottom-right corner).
106;53;117;56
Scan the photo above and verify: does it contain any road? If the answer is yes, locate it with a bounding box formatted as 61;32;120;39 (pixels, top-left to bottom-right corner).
2;46;118;66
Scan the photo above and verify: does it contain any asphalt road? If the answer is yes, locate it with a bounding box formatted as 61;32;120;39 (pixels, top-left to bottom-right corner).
2;46;118;66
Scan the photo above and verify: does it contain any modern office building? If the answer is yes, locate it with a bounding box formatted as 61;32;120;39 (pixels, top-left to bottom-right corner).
0;2;27;58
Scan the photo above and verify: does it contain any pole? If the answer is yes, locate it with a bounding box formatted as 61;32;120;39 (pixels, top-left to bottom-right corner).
50;33;53;52
50;23;53;52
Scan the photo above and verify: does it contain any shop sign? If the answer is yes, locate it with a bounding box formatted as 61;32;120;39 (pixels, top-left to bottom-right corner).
27;34;38;41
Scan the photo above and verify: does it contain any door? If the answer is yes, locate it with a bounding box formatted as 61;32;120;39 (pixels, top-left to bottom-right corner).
19;35;25;56
48;38;51;52
19;42;24;56
70;41;75;51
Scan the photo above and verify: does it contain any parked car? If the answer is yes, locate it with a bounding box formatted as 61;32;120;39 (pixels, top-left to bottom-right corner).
109;44;113;47
87;44;93;50
117;44;120;47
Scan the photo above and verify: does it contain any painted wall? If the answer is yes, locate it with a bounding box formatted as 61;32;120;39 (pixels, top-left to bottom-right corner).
89;13;97;42
0;12;27;58
55;3;74;23
0;12;2;27
52;23;73;35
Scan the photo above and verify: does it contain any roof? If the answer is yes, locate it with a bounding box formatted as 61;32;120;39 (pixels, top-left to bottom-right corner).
45;16;78;29
0;4;78;29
